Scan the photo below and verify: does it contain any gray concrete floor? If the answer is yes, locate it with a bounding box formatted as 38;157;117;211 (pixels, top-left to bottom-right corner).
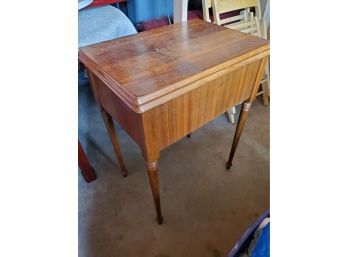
78;84;269;257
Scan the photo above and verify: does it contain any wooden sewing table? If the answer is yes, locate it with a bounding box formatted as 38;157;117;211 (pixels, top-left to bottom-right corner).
79;19;269;224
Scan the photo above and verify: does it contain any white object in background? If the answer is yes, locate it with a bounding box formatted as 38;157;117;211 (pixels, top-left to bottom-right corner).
262;0;270;38
173;0;188;23
78;0;93;10
227;107;236;124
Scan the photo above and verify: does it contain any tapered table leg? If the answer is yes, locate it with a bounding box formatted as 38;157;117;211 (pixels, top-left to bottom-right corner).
262;60;270;106
100;108;127;177
226;101;252;169
146;161;163;224
78;140;97;183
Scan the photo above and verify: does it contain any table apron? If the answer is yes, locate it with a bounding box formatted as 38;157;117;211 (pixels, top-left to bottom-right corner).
141;57;264;151
87;56;266;158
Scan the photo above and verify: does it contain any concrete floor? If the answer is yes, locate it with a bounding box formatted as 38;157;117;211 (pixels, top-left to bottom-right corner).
78;84;269;257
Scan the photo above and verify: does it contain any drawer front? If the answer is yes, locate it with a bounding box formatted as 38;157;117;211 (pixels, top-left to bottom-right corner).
142;58;263;150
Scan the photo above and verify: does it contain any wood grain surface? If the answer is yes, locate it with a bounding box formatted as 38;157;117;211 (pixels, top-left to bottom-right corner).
79;19;269;113
79;20;270;224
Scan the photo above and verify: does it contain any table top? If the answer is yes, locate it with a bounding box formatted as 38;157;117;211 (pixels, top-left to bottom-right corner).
79;19;269;112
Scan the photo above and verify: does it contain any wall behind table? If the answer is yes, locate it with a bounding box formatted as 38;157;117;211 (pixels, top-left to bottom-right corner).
127;0;173;24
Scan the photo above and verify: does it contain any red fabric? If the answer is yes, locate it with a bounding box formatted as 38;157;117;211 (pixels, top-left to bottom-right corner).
136;9;240;32
137;18;170;32
137;10;204;32
89;0;125;7
187;10;204;20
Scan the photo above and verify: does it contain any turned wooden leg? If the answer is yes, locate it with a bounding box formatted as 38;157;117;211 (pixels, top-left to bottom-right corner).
146;161;163;224
100;108;127;177
262;61;270;106
226;101;252;170
78;140;97;183
261;83;269;106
